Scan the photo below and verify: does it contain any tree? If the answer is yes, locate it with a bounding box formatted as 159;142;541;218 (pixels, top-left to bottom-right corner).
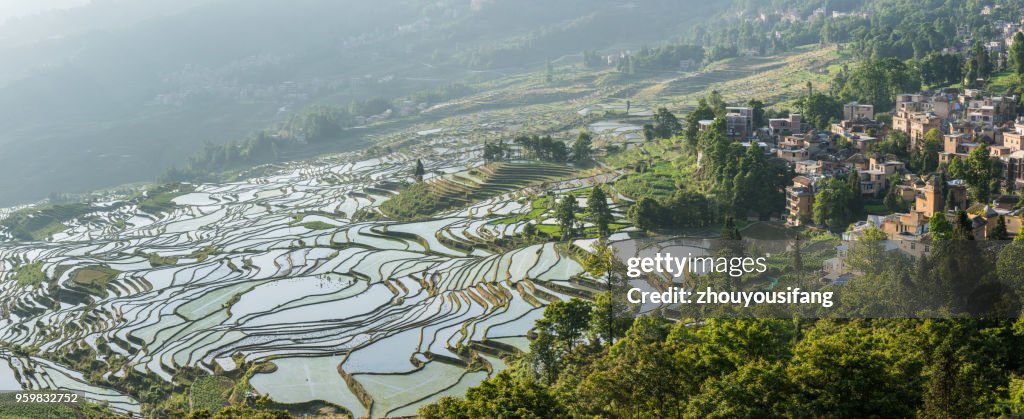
793;234;803;274
528;328;562;385
838;58;921;110
920;337;977;418
556;193;579;239
418;397;471;419
953;211;974;240
685;361;792;418
545;59;554;83
413;159;426;182
747;99;766;127
787;323;923;418
642;124;656;141
949;145;997;204
187;396;295;419
997;240;1024;297
730;141;790;220
813;177;855;232
929;214;953;241
884;176;905;213
798;92;843;130
721;216;742;240
583;240;632;345
627;197;661;232
1013;32;1024;77
919;52;963;87
911;129;941;174
420;371;565;418
514;135;570;163
483;141;506;162
586;186;612;237
990;215;1010;241
538;299;592;352
572;131;593;163
684;98;716;145
570;316;678;418
652;107;682;139
873;130;910;160
847;170;863;212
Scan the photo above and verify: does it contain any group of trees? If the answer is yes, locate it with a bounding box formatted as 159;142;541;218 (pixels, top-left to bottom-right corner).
832;58;922;110
643;107;684;141
162;132;283;183
796;91;843;130
918;51;964;87
514;135;570;163
684;93;726;145
557;186;614;239
964;41;996;88
633;93;787;224
627;190;718;232
488;132;593;164
423;313;1024;418
164;102;364;182
628;44;705;71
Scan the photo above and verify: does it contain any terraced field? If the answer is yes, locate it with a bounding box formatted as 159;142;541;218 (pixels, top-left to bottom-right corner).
0;140;623;417
424;162;578;208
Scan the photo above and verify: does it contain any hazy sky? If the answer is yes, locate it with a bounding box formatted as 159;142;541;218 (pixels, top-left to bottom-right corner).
0;0;90;22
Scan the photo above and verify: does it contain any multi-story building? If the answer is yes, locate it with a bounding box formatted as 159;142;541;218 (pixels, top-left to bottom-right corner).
724;107;754;140
858;154;905;197
1002;150;1024;190
768;114;802;136
777;144;810;163
786;176;816;226
843;102;874;121
830;119;883;137
939;133;985;165
892;111;942;148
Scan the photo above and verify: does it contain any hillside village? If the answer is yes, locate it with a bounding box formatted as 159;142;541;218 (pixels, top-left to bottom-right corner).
688;85;1024;280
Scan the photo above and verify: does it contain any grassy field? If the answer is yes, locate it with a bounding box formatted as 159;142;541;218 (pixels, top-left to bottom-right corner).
987;70;1020;94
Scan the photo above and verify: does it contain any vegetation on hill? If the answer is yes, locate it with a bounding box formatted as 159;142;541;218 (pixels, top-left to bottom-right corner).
0;203;91;241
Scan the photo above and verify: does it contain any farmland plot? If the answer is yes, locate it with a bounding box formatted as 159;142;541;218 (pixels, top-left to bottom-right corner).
0;144;617;417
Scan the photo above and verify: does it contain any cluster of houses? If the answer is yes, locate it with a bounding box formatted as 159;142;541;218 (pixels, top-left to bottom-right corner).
788;90;1024;236
942;14;1024;66
694;88;1024;257
736;90;1024;283
686;86;1024;284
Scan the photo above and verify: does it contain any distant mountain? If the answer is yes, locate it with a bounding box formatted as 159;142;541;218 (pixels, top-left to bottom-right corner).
0;0;726;206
